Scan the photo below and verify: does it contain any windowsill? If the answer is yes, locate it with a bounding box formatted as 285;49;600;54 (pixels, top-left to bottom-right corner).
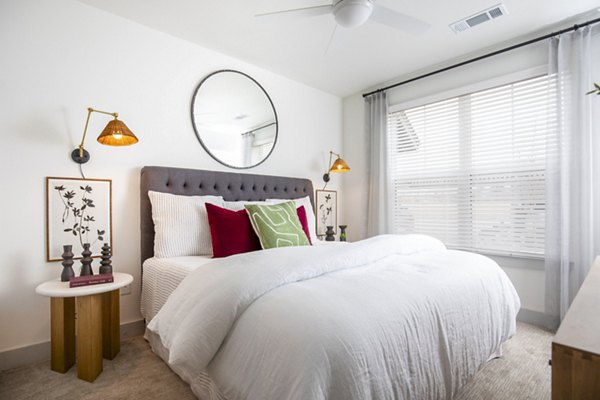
486;253;544;271
447;246;545;270
448;246;543;261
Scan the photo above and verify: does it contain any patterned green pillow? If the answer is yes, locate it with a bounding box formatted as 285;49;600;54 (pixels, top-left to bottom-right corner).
244;201;310;249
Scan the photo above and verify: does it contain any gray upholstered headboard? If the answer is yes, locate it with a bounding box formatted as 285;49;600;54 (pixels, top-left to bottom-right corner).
140;166;314;263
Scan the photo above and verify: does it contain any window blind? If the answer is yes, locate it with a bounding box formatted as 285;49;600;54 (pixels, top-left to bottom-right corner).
388;74;556;257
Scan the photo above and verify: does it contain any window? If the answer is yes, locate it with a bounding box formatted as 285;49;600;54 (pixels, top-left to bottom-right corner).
387;74;556;257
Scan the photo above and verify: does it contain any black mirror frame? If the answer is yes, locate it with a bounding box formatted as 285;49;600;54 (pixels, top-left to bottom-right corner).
190;69;279;170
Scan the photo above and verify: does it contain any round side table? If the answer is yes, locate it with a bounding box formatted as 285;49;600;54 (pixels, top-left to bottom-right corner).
35;272;133;382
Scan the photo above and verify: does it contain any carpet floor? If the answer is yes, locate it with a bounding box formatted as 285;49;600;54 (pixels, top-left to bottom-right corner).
0;322;552;399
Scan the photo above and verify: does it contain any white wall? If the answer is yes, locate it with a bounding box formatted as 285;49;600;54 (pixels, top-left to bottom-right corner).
341;40;549;314
0;0;342;353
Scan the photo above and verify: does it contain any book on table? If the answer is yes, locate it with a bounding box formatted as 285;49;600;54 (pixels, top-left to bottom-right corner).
69;273;114;288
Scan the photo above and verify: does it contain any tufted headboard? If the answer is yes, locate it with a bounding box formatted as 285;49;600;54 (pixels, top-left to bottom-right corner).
140;166;314;263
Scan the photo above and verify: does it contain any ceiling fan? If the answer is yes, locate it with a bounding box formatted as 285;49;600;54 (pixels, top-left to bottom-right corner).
255;0;430;34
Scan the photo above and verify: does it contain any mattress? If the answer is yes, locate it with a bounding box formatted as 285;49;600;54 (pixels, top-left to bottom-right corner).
141;256;214;322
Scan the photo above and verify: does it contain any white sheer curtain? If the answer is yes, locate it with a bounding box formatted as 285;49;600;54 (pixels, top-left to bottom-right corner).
241;132;253;166
366;92;391;236
545;24;600;329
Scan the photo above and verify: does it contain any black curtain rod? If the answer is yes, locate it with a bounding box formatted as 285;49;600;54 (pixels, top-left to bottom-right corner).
362;16;600;98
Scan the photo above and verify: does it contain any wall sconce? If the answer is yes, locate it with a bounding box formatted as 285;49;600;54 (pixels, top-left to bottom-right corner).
323;150;350;188
71;107;139;164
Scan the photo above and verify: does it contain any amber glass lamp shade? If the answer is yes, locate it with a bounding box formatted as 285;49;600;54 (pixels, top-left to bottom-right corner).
97;119;138;146
322;151;351;186
329;157;351;173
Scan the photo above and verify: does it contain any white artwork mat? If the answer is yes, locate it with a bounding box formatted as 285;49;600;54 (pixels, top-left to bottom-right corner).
315;190;337;236
46;177;112;261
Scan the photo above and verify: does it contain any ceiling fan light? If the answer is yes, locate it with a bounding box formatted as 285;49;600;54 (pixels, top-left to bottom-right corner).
333;0;373;28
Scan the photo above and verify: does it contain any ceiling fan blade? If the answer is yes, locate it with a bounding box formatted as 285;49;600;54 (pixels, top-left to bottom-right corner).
370;4;430;34
255;4;332;20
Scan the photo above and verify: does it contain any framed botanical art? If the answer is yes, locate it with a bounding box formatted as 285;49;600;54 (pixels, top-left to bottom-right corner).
315;189;337;237
46;177;112;262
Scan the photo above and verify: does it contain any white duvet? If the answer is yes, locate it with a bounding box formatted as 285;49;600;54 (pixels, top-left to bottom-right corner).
146;234;520;400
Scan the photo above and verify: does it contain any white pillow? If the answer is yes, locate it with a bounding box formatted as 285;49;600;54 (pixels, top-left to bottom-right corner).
148;191;224;258
267;196;318;244
223;200;269;212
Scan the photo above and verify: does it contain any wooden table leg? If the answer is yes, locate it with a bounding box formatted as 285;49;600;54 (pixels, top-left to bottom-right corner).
76;293;103;382
50;297;75;373
101;289;120;360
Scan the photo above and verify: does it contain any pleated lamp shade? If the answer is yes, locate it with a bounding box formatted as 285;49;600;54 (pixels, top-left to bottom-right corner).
96;119;138;146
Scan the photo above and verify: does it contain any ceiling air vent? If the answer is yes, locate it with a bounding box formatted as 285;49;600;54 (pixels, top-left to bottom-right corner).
450;3;508;34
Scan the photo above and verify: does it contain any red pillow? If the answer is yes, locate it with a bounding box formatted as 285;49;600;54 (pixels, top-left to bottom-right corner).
205;203;261;258
296;205;312;245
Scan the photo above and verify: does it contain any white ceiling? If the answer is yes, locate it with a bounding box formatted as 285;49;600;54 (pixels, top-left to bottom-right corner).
79;0;599;97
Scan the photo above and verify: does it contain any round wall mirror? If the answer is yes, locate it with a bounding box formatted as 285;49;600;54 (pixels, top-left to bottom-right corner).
191;70;278;169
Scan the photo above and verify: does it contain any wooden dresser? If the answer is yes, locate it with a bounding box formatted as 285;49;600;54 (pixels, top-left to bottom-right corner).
552;256;600;399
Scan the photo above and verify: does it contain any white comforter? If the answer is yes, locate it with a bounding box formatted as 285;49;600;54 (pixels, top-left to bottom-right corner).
146;234;520;400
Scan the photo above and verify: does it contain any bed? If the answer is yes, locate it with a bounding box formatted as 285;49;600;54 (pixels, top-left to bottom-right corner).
140;166;319;323
140;165;521;400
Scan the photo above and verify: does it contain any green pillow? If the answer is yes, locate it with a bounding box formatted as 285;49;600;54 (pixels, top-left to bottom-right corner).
244;201;310;249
